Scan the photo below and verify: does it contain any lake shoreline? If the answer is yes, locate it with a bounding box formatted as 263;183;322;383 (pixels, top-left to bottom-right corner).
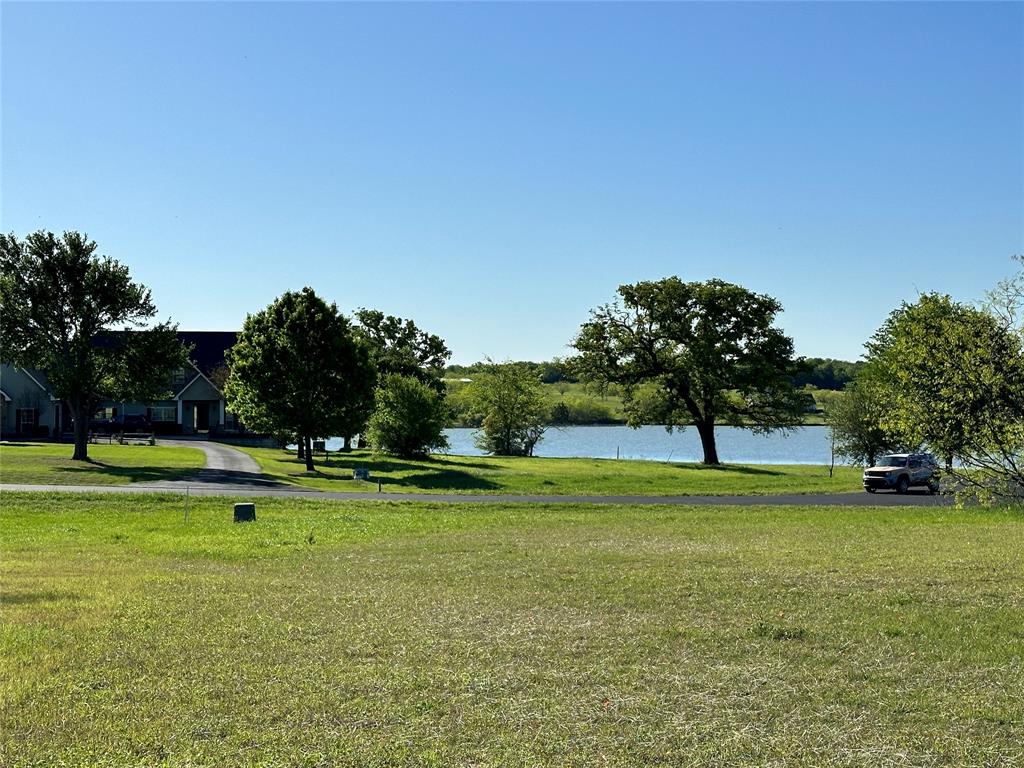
326;424;839;465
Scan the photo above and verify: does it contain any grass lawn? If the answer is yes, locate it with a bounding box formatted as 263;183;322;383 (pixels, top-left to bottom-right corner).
237;446;864;496
0;441;206;485
1;493;1021;765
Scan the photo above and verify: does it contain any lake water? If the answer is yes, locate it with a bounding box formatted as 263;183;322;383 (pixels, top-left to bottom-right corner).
327;425;836;464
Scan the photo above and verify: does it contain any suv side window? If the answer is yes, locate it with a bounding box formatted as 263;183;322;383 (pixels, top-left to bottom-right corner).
909;459;921;468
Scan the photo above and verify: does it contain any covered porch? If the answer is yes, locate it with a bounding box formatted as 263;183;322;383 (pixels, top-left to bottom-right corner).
174;373;226;434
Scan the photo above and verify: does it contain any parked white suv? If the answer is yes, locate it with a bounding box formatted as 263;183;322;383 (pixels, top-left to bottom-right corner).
863;453;940;494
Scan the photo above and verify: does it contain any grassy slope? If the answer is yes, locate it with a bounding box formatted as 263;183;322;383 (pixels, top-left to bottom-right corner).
0;442;206;485
1;493;1021;766
238;446;863;496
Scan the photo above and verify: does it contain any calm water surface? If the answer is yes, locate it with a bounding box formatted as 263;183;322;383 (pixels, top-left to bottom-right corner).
329;425;835;464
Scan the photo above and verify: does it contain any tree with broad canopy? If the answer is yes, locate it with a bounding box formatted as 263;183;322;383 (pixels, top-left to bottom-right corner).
571;277;809;465
0;230;187;461
224;288;375;472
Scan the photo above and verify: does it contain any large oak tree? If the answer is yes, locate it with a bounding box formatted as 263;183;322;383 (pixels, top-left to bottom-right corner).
0;231;186;461
224;288;374;471
572;277;808;465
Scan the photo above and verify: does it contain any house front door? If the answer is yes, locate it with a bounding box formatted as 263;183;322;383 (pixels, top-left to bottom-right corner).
194;403;210;431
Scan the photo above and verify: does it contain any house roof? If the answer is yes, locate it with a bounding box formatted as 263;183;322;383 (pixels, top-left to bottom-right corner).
20;367;53;395
6;331;239;395
173;369;223;400
94;330;237;377
178;331;238;377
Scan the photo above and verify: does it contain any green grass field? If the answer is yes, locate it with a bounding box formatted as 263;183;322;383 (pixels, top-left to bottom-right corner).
237;446;863;496
0;441;206;485
1;492;1021;766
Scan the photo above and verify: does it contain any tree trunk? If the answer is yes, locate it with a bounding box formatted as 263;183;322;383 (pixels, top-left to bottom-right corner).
829;430;836;478
297;437;305;461
67;397;90;461
695;420;720;465
72;410;90;461
304;435;315;472
343;435;352;451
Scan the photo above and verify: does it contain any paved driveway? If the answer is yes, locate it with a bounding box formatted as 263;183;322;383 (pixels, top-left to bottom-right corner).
134;438;283;490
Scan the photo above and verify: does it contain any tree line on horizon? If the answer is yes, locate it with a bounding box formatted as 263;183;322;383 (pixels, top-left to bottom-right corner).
444;356;865;392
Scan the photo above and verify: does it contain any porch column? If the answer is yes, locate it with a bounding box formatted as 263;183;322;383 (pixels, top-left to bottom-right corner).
176;399;183;425
219;399;225;426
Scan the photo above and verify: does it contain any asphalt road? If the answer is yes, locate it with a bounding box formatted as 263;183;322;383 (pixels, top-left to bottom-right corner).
0;482;950;506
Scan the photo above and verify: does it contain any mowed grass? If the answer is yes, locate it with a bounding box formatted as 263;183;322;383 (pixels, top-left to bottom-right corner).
2;492;1022;766
238;446;863;496
0;441;206;485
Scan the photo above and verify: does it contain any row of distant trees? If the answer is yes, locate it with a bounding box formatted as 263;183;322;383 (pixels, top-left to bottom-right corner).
446;356;863;392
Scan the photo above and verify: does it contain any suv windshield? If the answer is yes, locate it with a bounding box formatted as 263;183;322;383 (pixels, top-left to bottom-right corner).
879;456;907;467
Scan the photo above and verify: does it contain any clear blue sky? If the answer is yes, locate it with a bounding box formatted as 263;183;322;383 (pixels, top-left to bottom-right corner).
3;2;1021;364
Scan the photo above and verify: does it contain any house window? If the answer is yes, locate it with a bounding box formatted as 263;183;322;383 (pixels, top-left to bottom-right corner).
149;406;177;423
16;408;37;434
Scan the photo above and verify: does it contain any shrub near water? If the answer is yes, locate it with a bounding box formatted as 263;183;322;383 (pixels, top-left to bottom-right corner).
366;373;450;458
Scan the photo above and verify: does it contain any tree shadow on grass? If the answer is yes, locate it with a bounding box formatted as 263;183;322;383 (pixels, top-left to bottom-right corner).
671;463;784;477
280;464;501;492
382;470;501;492
55;462;199;484
306;453;494;473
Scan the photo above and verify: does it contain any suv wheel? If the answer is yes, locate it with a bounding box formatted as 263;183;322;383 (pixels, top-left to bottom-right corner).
896;475;910;494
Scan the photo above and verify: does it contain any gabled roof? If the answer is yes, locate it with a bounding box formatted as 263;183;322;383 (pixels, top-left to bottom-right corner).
173;369;223;400
0;388;10;402
20;368;53;396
